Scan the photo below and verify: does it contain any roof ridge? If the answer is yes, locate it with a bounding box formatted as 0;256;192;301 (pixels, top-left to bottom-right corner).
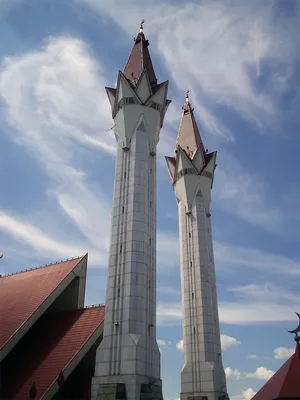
0;255;86;278
83;304;105;309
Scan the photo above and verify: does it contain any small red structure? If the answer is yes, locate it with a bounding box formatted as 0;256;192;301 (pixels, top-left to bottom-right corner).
252;329;300;400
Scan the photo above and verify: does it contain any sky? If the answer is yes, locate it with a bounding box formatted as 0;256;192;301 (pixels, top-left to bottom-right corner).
0;0;299;399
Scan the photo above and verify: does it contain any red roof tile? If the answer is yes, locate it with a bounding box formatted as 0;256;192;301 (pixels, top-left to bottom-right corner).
123;32;157;87
252;343;300;400
0;256;85;352
2;306;105;399
176;101;205;159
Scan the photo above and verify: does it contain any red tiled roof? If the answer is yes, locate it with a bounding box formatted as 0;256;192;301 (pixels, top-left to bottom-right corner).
123;31;157;87
175;102;205;159
252;343;300;400
2;306;105;399
0;256;85;351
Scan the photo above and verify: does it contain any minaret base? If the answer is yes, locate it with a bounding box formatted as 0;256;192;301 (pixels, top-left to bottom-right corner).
91;376;163;400
180;393;229;400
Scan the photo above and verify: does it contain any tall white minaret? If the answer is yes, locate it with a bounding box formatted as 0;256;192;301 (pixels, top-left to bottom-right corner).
92;22;170;400
165;92;228;400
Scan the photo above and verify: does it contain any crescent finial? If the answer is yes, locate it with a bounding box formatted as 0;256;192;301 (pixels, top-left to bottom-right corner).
140;19;145;33
288;312;300;338
185;89;190;104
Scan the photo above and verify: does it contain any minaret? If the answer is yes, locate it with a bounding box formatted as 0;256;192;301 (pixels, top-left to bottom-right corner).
165;92;228;400
92;22;170;400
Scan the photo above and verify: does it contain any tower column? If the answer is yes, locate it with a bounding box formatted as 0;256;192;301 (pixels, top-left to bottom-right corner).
92;23;170;400
165;93;228;400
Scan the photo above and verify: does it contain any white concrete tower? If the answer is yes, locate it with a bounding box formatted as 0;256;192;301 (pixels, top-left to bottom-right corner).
165;92;228;400
92;22;170;400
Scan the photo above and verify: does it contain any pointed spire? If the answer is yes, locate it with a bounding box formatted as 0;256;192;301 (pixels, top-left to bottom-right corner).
123;21;157;88
175;91;205;159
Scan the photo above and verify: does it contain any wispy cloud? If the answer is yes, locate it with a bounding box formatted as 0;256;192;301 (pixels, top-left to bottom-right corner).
0;36;115;265
154;231;300;277
82;0;300;138
213;153;283;231
215;243;300;276
0;211;104;266
156;281;300;326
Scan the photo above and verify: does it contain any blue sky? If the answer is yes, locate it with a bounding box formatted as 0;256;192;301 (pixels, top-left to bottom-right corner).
0;0;299;399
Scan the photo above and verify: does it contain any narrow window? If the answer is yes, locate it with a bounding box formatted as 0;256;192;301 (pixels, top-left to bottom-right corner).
150;168;152;174
150;238;152;246
124;172;126;178
117;288;120;297
149;280;151;288
190;261;192;267
189;232;191;238
192;293;194;299
193;327;196;334
150;201;152;208
122;206;125;213
120;244;122;253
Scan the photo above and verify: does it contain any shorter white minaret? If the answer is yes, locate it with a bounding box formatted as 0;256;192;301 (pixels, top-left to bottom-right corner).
165;92;228;400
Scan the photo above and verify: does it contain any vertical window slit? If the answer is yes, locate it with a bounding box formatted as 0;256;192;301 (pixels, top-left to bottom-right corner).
117;288;120;297
190;261;193;267
120;244;122;253
194;327;196;334
122;206;125;213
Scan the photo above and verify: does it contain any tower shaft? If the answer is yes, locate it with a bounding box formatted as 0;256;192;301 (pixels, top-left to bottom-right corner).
165;95;228;400
92;26;170;400
179;197;226;400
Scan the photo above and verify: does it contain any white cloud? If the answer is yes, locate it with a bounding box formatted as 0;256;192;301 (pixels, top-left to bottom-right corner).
247;355;258;360
231;388;257;400
225;367;242;380
176;340;183;352
157;339;169;353
242;388;257;400
221;334;241;351
157;339;168;348
273;347;294;360
247;367;274;381
226;366;274;381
